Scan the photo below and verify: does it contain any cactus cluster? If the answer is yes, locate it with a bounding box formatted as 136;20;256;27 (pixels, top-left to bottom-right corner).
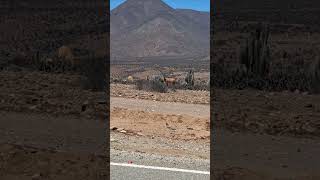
240;23;271;77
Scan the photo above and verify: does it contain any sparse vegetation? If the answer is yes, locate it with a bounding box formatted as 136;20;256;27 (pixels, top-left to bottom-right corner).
136;75;168;93
212;22;320;94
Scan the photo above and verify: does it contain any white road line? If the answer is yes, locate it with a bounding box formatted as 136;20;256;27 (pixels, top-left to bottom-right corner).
110;162;210;175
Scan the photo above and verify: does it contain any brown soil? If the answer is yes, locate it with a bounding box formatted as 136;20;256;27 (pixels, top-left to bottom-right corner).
110;107;209;141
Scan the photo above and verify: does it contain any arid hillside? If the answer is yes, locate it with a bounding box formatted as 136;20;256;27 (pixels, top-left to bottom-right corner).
110;0;209;58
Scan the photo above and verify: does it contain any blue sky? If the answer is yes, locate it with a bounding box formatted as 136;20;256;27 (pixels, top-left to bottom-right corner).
110;0;210;12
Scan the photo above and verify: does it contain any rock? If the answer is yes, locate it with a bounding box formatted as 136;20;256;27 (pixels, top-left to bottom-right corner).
268;92;275;96
136;132;144;136
117;128;124;131
302;124;317;133
297;148;301;152
28;105;37;110
167;126;176;131
81;101;89;112
305;104;313;108
119;130;127;133
110;126;118;130
31;173;41;179
294;89;300;94
83;100;89;105
302;91;309;95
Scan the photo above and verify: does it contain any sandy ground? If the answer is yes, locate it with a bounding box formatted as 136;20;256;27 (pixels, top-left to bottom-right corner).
110;96;209;141
111;107;209;140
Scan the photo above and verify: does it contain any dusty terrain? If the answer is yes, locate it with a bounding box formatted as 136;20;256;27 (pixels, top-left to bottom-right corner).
110;98;210;141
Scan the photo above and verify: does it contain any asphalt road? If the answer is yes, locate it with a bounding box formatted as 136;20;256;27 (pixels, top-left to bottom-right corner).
110;163;210;180
110;146;210;180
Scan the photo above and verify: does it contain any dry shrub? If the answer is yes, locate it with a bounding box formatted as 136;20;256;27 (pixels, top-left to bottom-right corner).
136;78;168;93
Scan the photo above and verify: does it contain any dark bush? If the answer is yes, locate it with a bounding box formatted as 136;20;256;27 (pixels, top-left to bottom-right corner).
79;55;107;92
135;78;168;93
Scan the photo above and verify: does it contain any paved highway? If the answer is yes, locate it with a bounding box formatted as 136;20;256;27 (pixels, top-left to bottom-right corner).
110;162;210;180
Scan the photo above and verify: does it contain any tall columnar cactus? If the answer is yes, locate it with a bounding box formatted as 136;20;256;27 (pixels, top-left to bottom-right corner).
185;69;194;88
240;24;271;77
310;58;320;93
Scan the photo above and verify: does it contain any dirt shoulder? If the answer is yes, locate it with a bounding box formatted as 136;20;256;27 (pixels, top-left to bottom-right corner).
110;97;209;141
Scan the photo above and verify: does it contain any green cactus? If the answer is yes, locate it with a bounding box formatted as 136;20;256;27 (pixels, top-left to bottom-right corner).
240;23;271;77
185;69;194;89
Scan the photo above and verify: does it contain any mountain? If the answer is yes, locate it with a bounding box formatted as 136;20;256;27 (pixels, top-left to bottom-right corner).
110;0;209;59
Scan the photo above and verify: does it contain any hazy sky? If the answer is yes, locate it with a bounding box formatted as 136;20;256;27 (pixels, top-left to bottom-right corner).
110;0;210;12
